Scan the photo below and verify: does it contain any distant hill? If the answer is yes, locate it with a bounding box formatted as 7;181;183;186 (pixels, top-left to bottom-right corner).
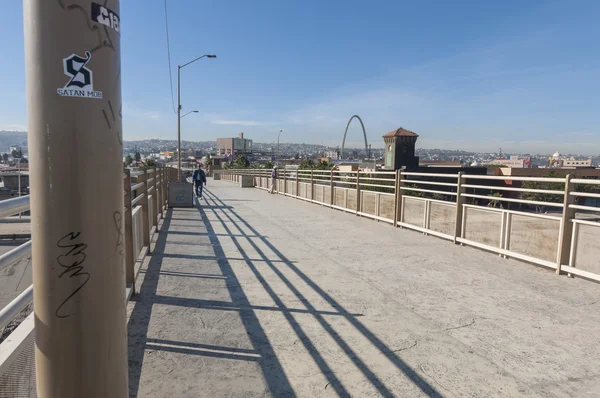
0;131;28;153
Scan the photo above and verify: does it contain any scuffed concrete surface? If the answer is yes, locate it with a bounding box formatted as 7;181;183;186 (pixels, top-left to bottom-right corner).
127;180;600;397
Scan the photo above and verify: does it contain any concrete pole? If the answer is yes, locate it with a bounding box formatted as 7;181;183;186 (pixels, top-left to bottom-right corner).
23;1;127;397
177;66;182;181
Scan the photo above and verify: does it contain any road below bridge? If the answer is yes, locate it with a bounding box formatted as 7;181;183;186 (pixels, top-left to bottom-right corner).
127;179;600;397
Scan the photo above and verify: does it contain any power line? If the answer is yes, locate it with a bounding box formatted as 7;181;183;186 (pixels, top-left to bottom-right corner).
163;0;177;114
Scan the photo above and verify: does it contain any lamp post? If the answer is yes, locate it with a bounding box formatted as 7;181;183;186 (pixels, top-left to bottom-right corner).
277;130;283;166
177;54;216;181
180;110;198;119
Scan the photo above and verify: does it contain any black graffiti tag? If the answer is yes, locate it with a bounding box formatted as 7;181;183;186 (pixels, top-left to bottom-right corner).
55;232;90;318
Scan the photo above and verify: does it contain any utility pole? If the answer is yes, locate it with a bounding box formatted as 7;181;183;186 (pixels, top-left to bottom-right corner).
23;1;127;397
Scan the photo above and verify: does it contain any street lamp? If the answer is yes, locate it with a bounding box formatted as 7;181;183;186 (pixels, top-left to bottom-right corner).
277;130;283;166
180;110;198;119
177;54;216;181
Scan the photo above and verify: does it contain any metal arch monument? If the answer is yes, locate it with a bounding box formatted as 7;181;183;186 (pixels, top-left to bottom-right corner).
341;115;369;160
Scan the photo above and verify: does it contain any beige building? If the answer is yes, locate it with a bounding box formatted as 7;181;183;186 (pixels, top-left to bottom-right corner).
216;132;253;157
549;152;593;168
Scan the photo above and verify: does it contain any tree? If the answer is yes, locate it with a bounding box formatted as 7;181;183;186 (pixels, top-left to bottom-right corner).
135;152;141;162
520;171;565;212
11;149;22;158
125;155;133;165
2;153;8;163
299;159;315;170
139;158;157;170
487;192;504;208
233;154;250;169
264;161;274;169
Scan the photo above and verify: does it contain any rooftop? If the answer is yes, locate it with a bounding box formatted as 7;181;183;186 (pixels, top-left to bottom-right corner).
382;127;419;138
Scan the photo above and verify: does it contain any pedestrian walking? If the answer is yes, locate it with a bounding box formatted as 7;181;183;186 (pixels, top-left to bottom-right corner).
269;166;278;194
192;165;207;199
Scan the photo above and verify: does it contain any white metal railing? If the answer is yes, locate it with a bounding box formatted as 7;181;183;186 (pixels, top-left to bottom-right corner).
216;168;600;282
0;166;177;388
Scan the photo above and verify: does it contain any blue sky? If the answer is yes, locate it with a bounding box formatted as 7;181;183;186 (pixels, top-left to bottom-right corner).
1;0;599;154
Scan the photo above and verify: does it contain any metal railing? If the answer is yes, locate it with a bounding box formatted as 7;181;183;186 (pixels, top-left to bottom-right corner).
0;166;177;395
217;168;600;283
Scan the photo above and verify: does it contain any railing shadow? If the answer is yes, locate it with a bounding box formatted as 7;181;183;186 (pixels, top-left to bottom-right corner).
127;208;172;397
201;188;443;397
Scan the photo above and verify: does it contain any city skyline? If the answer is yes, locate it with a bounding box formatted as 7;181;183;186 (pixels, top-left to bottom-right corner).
1;1;600;154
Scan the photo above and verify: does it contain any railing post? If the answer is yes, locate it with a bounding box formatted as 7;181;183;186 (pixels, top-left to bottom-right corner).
123;170;135;288
151;169;158;229
139;171;151;251
356;170;361;214
557;174;575;274
454;172;466;244
393;169;403;227
283;168;287;194
311;169;314;200
158;166;164;218
296;168;299;197
330;169;334;206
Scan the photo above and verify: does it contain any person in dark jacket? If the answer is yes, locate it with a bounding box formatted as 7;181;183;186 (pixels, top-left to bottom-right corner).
269;166;278;194
192;165;207;199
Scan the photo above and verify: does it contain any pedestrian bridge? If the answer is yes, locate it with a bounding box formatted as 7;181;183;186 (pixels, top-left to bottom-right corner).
2;173;600;397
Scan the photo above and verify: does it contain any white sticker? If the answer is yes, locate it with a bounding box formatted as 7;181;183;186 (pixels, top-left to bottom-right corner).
57;52;103;99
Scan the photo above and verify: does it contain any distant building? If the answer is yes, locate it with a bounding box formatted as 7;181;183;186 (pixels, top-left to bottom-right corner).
382;127;419;170
325;150;339;160
483;156;530;168
419;160;463;167
548;152;593;168
562;158;593;168
216;132;253;157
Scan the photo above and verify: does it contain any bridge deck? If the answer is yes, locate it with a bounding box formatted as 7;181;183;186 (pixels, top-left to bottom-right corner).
127;180;600;398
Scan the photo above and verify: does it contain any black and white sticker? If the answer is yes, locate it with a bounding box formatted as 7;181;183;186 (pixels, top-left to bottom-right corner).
57;52;103;99
91;2;120;33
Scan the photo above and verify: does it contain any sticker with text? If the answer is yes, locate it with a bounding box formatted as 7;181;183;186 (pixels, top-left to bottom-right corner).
91;2;120;33
57;52;103;99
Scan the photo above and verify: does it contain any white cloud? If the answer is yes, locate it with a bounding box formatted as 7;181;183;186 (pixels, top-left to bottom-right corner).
211;120;274;126
0;124;27;132
123;103;162;121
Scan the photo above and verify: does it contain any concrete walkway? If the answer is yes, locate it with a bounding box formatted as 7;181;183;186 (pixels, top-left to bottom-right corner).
127;180;600;398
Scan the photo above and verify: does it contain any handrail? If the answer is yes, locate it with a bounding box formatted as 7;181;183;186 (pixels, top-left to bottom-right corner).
0;196;30;219
461;193;563;207
462;174;566;183
131;182;145;191
402;172;459;178
0;285;33;331
0;241;32;273
462;184;564;195
131;193;145;206
571;178;600;185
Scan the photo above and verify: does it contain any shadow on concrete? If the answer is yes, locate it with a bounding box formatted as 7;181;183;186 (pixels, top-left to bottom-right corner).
127;207;295;397
199;188;443;398
127;209;172;398
145;338;261;362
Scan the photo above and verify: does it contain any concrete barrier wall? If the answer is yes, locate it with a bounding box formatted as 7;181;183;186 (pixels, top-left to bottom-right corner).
361;191;376;215
334;187;345;208
429;201;456;236
380;194;395;220
509;214;560;263
403;197;426;227
463;207;502;247
132;206;143;262
573;222;600;275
